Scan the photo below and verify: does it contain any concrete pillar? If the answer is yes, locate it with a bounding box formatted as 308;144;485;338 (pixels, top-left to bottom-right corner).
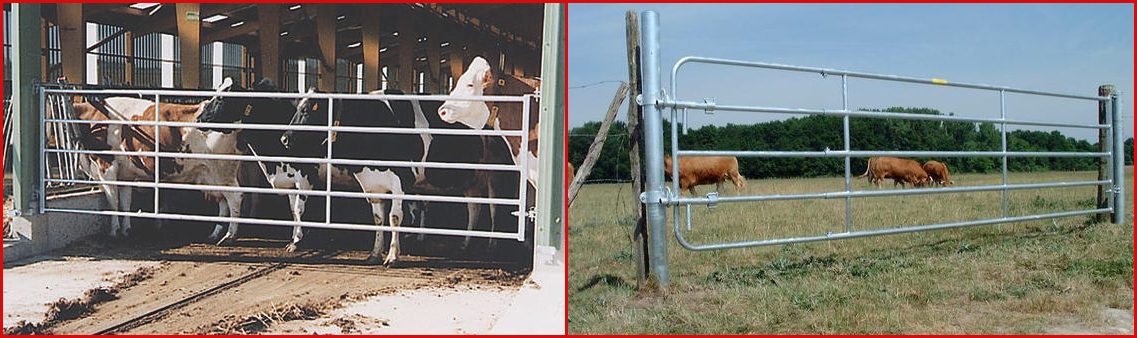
176;3;201;89
12;3;43;213
396;14;416;92
316;4;337;92
56;3;84;84
257;4;281;83
448;33;466;88
424;26;442;93
361;5;382;92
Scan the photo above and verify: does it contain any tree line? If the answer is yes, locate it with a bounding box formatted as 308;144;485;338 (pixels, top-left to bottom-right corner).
568;107;1134;181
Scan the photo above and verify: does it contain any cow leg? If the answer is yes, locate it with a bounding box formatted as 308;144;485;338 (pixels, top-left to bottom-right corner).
119;188;134;237
215;192;243;246
463;202;483;250
285;172;313;252
103;184;122;237
284;192;307;252
366;200;388;265
485;183;498;251
385;193;404;266
413;202;428;241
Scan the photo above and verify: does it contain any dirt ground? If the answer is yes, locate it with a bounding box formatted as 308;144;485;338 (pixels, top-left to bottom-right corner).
2;222;532;335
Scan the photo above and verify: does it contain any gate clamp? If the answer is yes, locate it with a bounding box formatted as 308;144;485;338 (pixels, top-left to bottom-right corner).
511;207;538;222
703;98;716;114
706;192;718;209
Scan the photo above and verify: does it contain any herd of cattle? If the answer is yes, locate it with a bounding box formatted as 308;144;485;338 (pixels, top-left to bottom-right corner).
66;56;539;265
661;155;954;195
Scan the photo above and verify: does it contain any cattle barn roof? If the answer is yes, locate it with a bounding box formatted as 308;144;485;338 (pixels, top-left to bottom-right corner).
39;3;543;60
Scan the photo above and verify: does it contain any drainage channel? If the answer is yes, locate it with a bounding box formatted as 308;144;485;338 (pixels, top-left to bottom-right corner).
88;258;299;335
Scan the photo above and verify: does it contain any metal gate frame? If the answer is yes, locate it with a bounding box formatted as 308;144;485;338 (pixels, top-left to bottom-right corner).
636;11;1126;287
39;87;534;242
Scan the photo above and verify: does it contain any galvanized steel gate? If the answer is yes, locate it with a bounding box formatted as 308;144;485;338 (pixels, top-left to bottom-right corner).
635;11;1126;287
39;87;534;242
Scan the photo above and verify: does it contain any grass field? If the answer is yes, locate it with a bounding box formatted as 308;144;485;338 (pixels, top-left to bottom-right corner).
568;168;1133;334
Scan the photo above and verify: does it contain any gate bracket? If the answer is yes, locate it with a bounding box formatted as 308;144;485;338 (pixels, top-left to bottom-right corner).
705;192;718;209
640;187;674;205
703;97;716;114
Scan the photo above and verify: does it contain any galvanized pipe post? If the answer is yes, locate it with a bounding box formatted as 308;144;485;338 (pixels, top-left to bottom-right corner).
639;10;670;288
13;3;43;214
1111;93;1125;224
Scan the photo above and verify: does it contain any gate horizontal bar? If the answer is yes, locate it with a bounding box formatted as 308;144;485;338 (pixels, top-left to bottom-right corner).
43;88;534;103
45;148;522;172
669;180;1110;205
45;178;522;206
677;150;1109;158
675;208;1110;251
672;56;1109;102
44;207;523;240
44;118;526;137
658;101;1109;130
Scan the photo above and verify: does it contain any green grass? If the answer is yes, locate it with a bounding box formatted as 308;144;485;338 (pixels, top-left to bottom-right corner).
568;168;1134;334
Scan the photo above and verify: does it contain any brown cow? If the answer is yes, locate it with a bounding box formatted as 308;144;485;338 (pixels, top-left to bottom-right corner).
663;156;746;195
856;157;930;188
72;95;244;242
566;161;575;189
922;160;953;186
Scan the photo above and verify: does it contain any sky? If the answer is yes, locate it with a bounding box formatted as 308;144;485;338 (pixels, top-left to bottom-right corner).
567;3;1134;142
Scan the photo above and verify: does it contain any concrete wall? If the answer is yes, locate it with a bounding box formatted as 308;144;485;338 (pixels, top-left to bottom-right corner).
4;191;107;264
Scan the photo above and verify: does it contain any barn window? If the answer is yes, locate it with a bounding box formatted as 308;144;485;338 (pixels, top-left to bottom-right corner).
381;66;389;90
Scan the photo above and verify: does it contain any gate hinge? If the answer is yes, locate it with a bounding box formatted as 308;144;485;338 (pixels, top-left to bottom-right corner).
706;192;718;209
511;207;537;222
640;187;673;205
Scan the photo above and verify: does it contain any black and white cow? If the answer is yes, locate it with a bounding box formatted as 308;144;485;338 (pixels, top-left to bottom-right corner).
282;90;426;265
194;78;324;249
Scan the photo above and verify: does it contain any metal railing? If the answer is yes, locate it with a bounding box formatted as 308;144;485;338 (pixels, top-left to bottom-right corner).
40;87;534;242
636;11;1125;287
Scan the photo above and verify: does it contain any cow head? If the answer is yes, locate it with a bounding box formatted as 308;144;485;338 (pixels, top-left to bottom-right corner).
197;77;282;133
437;56;494;129
280;88;323;150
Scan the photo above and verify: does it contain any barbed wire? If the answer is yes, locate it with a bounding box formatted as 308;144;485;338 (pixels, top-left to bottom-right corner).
568;80;624;90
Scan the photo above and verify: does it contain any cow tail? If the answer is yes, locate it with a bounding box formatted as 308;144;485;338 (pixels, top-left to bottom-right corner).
856;157;873;178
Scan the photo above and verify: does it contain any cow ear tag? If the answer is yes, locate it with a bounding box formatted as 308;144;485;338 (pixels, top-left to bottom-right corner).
243;104;252;117
497;79;506;87
312;103;319;111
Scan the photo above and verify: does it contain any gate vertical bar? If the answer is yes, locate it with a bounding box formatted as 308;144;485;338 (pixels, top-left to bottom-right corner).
154;94;161;215
325;97;334;225
639;10;669;288
517;96;530;241
1000;90;1008;217
1111;94;1124;224
841;75;851;232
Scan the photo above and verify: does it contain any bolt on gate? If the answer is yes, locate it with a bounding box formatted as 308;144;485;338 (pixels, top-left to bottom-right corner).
635;11;1126;287
39;87;534;242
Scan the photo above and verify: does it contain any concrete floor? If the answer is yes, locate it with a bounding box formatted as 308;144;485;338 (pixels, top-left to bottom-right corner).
2;255;159;328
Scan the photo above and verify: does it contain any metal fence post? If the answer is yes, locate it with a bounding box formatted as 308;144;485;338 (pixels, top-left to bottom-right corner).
1112;93;1125;224
13;3;43;215
638;10;669;288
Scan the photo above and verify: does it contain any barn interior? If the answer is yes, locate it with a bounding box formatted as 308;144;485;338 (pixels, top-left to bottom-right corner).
3;3;563;265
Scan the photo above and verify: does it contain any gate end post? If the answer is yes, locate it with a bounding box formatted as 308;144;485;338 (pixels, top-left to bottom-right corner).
1097;84;1114;223
639;10;670;289
1111;93;1125;224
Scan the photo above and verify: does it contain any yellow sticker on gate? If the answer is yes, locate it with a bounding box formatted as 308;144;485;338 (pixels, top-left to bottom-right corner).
932;78;949;85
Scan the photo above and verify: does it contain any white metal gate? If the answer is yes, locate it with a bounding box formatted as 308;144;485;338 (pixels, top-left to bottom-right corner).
635;11;1126;287
39;87;534;242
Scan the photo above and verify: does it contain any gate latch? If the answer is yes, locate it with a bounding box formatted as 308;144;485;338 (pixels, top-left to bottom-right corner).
706;192;718;209
703;97;716;114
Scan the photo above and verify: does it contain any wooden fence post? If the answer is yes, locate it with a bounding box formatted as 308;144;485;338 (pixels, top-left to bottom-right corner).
1097;84;1114;222
625;10;650;289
